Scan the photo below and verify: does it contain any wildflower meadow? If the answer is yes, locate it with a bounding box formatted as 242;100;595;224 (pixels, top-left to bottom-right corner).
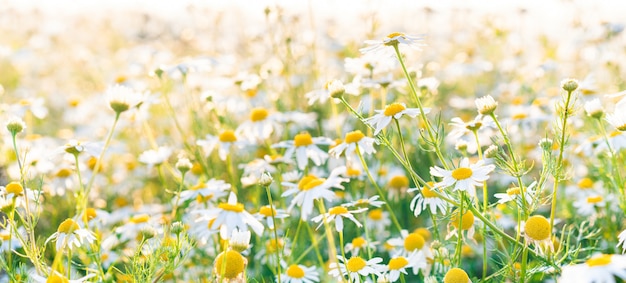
2;1;626;282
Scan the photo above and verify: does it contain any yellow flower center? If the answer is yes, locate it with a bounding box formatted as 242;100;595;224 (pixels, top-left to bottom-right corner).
404;233;425;252
346;257;367;272
506;187;521;196
524;215;550;241
344;130;365;144
512;113;527;120
389;175;409;189
414;227;432;241
351;237;367;248
452;210;475;230
286;264;305;278
57;219;80;234
218;130;237;143
130;214;150;224
265;239;284;253
586;196;603;204
444;267;470;283
46;274;70;283
328;206;349;215
451;167;473;180
578;178;594;189
85;208;97;221
610;131;622;137
346;167;361;177
388;257;409;270
368;209;383;221
297;175;325;191
191;182;206;191
196;194;213;203
5;182;23;195
294;132;313;147
250;108;268;122
383;103;406;116
386;32;405;39
421;185;438;198
259;205;275;217
55;168;72;178
0;231;11;241
218;203;245;213
586;254;612;267
214;250;245;279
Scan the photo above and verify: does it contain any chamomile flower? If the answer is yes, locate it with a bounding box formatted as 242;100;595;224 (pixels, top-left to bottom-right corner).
281;264;320;283
0;225;24;253
360;32;426;58
365;102;429;135
345;236;378;256
606;109;626;131
236;107;282;142
388;230;431;261
195;192;264;239
342;195;385;208
255;205;289;230
0;182;39;210
560;254;626;283
387;174;410;201
105;84;145;114
443;268;472;283
213;250;247;282
311;205;367;232
493;181;537;206
573;194;606;216
281;166;349;220
474;95;498;116
197;130;249;161
383;251;427;282
179;179;230;203
272;132;332;170
328;255;386;283
305;80;345;105
366;208;391;240
446;210;477;242
617;229;626;254
430;158;495;198
524;215;553;254
329;130;377;160
409;182;449;216
46;218;96;251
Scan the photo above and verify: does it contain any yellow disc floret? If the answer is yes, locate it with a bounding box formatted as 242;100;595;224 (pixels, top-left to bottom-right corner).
286;264;305;278
451;168;473;180
506;187;521;195
218;130;237;143
346;257;367;272
586;254;612;267
57;219;80;234
328;206;349;215
130;214;150;224
218;203;245;213
250;108;268;122
387;32;405;39
444;267;470;283
388;257;409;270
297;175;324;191
351;237;367;248
383;103;406;117
586;196;603;204
452;210;475;230
368;209;383;221
344;130;365;144
294;132;313;147
404;233;425;252
46;274;70;283
5;182;23;195
524;215;550;241
389;175;409;189
214;250;245;279
259;205;275;217
421;185;438;198
578;178;594;189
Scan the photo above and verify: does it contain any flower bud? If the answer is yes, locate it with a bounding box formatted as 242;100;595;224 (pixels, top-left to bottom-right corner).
561;78;579;92
6;117;26;136
327;80;345;99
176;157;192;174
259;172;274;187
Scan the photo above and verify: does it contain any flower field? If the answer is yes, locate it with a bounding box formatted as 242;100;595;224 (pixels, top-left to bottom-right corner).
2;1;626;282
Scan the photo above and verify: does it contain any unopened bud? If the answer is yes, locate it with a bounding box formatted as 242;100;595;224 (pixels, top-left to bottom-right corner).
561;78;579;92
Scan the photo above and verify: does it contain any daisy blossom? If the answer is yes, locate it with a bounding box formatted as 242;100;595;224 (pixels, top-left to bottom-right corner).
235;107;282;142
365;102;429;135
281;264;320;283
382;251;427;282
494;181;537;206
197;130;249;161
329;255;385;283
281;166;349;220
430;158;495;198
560;254;626;283
272;132;332;170
360;32;426;58
194;192;264;239
179;179;230;203
311;205;367;232
46;218;96;251
409;182;448;216
329;130;376;160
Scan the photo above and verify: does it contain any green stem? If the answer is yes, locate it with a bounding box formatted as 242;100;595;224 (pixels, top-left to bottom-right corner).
455;192;465;266
265;184;282;283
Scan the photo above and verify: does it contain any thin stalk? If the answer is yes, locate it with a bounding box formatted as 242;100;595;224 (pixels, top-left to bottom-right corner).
265;184;282;283
455;192;465;266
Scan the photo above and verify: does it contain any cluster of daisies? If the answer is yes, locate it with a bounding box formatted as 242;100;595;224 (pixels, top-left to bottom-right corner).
2;3;626;282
